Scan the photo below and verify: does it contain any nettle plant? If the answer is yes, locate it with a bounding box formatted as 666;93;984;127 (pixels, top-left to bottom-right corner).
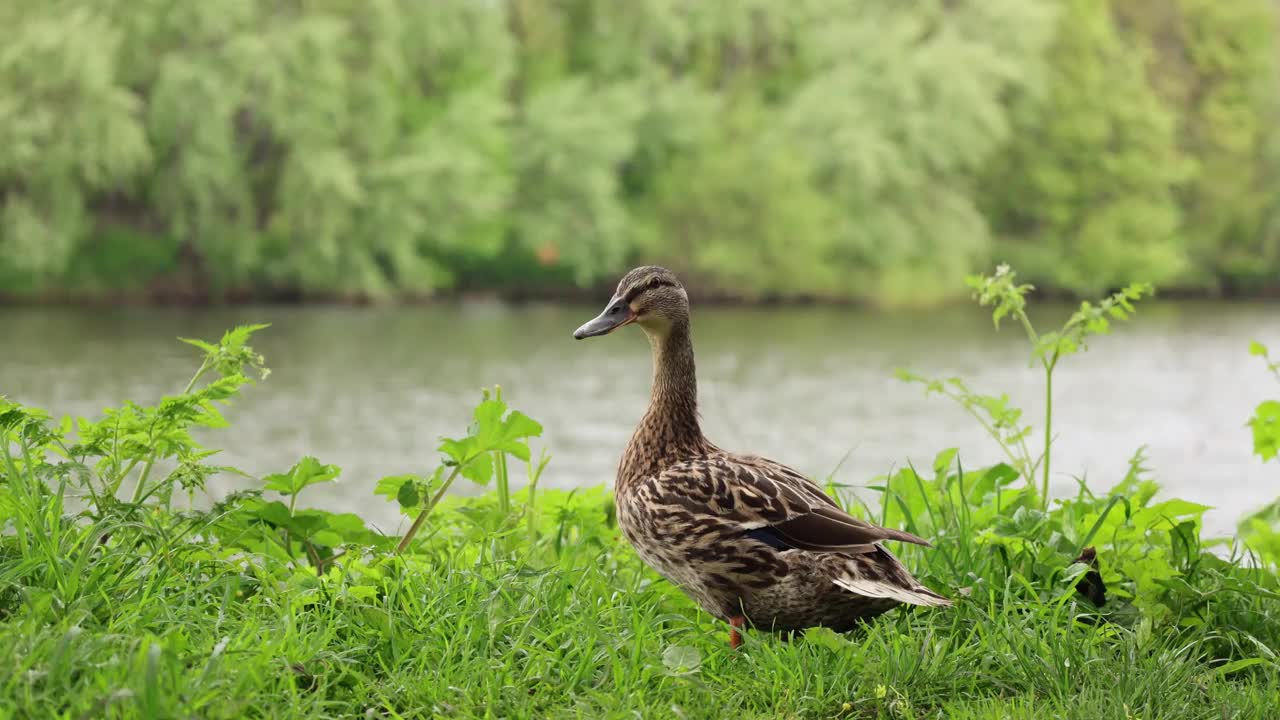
1;326;274;614
898;264;1152;507
1;325;270;522
884;266;1241;622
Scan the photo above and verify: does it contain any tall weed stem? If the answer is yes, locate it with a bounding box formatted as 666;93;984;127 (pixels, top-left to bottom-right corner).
397;466;462;553
1040;357;1055;510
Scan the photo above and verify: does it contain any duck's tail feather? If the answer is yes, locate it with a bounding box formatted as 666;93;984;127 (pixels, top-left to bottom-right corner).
833;577;952;607
832;544;952;607
878;526;933;547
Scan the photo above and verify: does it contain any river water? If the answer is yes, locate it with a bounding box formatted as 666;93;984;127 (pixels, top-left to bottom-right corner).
2;300;1277;536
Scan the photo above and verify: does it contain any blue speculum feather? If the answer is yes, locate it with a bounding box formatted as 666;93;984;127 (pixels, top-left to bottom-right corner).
743;527;792;551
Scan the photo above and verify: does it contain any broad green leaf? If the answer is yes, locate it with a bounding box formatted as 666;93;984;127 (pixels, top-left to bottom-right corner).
503;410;543;442
325;513;374;542
661;645;702;674
439;437;477;464
472;399;506;436
462;453;494;486
984;463;1020;488
397;480;420;508
1249;400;1280;461
803;627;855;651
375;474;421;507
334;521;395;550
1146;498;1211;518
440;396;544;475
287;510;331;535
1060;561;1091;584
263;457;341;496
248;500;293;527
932;448;958;478
312;530;345;548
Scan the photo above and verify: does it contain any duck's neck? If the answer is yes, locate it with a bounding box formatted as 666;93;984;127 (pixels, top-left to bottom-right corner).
619;320;710;489
646;322;703;441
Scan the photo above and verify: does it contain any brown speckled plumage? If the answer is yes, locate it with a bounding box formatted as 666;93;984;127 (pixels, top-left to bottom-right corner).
574;266;950;640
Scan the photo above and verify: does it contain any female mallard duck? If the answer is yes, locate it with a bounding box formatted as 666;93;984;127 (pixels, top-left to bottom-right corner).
573;266;949;648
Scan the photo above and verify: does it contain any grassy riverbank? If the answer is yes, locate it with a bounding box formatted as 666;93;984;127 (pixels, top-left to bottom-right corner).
3;503;1278;719
4;274;1280;719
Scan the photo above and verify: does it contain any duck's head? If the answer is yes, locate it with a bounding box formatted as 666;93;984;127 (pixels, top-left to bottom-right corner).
573;266;688;340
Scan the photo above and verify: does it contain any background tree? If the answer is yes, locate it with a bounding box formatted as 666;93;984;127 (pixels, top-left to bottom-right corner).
1;0;1277;303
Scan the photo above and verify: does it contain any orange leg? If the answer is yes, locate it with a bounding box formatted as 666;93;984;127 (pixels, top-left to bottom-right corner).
729;615;746;650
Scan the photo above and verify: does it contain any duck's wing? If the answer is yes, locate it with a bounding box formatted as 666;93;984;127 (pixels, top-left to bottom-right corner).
642;453;932;555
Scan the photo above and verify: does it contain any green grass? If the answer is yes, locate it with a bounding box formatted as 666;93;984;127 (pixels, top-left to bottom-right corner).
4;270;1280;719
2;492;1278;720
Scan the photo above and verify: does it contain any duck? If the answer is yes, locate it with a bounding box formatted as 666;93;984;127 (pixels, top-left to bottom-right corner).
572;266;950;649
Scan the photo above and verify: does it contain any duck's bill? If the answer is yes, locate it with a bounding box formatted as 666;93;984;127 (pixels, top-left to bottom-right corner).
573;305;635;339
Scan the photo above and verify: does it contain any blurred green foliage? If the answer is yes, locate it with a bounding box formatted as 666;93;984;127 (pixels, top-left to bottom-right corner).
1;0;1278;302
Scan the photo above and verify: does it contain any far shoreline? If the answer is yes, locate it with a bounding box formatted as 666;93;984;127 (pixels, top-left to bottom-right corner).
2;280;1279;310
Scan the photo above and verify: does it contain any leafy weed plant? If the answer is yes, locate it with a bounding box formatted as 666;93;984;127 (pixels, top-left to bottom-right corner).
1237;341;1280;568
